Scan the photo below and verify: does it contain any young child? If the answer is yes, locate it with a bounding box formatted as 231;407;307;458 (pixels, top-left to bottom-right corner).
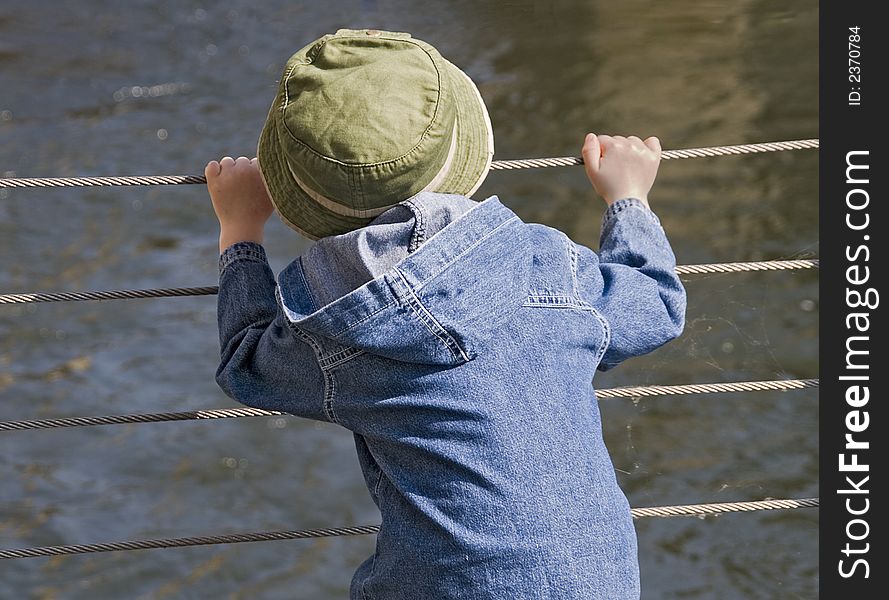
206;29;685;600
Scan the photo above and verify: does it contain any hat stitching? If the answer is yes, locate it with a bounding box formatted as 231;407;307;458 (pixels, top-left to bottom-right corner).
285;159;397;218
281;121;458;218
277;38;447;169
351;163;364;212
356;163;367;211
281;62;301;114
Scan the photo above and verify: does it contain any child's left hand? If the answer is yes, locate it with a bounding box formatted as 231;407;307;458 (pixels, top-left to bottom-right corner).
206;156;275;253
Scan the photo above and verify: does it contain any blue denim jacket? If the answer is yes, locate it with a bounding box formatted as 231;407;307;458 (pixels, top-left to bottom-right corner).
216;192;686;599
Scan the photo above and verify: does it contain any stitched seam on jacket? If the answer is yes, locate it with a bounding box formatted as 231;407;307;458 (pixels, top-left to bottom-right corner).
567;237;593;309
589;306;612;366
602;197;662;231
523;297;593;310
394;269;470;362
292;257;322;314
277;291;339;424
295;326;339;423
319;347;366;370
219;243;268;274
403;198;427;253
319;346;361;366
372;467;385;497
414;215;520;291
323;369;338;424
331;298;397;338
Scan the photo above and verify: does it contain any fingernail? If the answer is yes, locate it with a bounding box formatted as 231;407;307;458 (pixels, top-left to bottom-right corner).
585;133;594;142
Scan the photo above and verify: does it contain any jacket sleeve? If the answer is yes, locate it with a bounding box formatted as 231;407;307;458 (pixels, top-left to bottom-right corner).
573;198;686;370
215;242;327;421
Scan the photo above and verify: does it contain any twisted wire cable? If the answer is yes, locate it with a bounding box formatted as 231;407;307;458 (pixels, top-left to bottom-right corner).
673;259;818;275
0;259;818;306
0;379;817;432
489;139;819;170
0;498;818;559
594;378;819;399
0;175;208;189
629;497;819;518
0;286;219;305
0;407;286;431
0;139;819;188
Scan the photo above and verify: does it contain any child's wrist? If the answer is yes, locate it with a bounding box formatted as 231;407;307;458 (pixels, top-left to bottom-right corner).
604;194;649;207
219;226;265;253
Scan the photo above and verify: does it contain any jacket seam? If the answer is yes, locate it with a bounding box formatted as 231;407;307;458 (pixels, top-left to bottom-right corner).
393;269;470;362
292;257;321;314
323;369;338;423
331;298;398;338
414;215;520;291
282;319;359;419
372;467;385;497
319;346;366;370
523;298;593;310
219;242;268;274
602;197;662;230
403;198;427;252
295;325;339;423
566;237;593;308
589;306;612;366
277;290;339;424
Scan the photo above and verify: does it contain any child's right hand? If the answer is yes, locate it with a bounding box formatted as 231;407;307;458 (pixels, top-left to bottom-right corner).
206;156;275;253
581;133;661;207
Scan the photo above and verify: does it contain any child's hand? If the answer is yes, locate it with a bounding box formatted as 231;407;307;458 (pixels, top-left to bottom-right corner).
206;156;275;253
581;134;662;207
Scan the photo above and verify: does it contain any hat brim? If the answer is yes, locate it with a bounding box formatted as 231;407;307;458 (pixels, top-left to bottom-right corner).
257;59;494;241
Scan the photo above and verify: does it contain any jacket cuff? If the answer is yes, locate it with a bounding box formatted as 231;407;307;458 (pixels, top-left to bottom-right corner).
219;241;268;274
602;198;662;229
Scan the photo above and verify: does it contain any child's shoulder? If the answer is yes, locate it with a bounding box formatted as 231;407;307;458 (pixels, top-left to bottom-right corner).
522;221;595;257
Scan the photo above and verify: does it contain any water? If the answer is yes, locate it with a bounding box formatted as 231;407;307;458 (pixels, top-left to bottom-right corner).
0;0;818;597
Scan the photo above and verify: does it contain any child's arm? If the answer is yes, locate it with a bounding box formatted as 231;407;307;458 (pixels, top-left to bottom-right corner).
206;158;327;420
576;134;686;370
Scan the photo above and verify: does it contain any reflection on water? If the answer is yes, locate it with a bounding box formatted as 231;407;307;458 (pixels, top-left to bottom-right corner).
1;0;817;597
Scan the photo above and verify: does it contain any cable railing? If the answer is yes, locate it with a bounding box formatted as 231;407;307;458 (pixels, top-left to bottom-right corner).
0;137;820;565
0;139;819;189
0;259;819;305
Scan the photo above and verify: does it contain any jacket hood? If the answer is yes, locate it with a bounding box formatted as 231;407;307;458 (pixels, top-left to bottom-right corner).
276;192;532;366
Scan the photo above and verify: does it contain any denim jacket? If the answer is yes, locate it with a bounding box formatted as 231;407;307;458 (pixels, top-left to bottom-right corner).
216;192;686;599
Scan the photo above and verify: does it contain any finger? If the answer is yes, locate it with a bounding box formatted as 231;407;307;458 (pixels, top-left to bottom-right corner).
236;156;250;165
628;135;642;145
250;157;259;165
596;134;615;153
582;133;601;172
644;136;662;154
204;160;221;178
220;156;235;169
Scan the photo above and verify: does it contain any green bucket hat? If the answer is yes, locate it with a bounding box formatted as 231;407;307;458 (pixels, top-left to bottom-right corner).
257;28;495;240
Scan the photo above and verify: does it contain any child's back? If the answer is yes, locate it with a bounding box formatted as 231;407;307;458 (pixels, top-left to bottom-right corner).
206;29;685;600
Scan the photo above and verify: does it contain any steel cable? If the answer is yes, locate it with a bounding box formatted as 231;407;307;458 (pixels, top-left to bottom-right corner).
0;259;818;305
0;498;818;559
0;139;819;189
0;378;817;432
593;378;819;399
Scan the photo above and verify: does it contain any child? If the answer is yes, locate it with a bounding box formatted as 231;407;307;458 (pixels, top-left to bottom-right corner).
206;29;685;600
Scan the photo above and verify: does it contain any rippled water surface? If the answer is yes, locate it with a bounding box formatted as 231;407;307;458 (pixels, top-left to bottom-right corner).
1;1;818;597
